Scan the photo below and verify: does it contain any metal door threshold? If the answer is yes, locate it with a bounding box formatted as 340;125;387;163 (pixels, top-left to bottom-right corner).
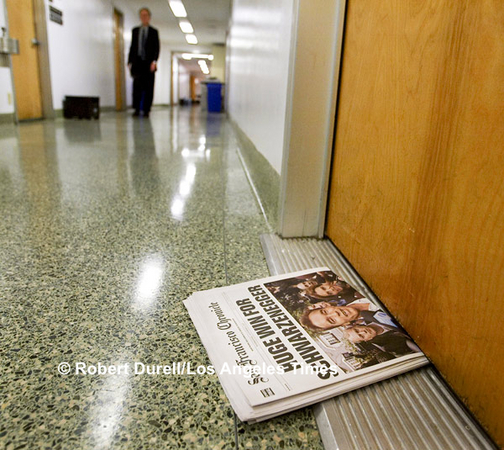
260;234;497;450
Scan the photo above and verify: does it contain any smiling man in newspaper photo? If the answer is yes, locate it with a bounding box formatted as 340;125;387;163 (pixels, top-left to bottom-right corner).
298;298;381;331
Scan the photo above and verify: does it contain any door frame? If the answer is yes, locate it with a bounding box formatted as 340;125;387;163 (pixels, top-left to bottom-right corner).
2;0;18;122
33;0;54;120
170;51;179;107
278;0;347;238
113;8;126;111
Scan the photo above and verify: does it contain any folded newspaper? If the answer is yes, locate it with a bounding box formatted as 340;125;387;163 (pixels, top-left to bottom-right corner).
184;267;428;423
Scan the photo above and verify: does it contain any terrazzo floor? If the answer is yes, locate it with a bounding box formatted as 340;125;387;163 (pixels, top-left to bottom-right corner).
0;107;324;450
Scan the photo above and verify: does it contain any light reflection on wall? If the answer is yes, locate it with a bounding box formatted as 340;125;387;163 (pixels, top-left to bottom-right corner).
133;255;165;311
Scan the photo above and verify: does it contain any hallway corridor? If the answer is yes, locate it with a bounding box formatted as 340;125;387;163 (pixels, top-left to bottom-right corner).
0;108;323;449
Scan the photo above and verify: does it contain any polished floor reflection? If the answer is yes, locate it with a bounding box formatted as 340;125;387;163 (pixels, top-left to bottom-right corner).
0;107;323;449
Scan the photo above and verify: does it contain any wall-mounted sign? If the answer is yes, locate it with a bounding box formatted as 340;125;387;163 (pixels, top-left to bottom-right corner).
49;6;63;25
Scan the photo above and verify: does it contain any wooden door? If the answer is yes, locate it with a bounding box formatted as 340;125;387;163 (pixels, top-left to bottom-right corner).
113;9;126;111
6;0;43;120
326;0;504;446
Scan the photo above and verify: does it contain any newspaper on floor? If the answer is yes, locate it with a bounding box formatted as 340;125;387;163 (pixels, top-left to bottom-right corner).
184;267;428;423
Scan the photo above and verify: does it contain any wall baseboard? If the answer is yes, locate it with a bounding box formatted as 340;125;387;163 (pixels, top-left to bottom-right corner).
0;113;15;124
230;118;280;231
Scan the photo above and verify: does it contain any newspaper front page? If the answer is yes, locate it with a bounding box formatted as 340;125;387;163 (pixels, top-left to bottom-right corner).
184;267;427;421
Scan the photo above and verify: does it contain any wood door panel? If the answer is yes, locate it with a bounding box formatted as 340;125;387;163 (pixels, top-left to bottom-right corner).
326;0;504;446
7;0;43;120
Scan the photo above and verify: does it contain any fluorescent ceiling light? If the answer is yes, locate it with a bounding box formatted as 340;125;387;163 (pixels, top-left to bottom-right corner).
169;0;187;18
198;60;209;75
181;53;212;60
185;34;198;45
178;20;194;33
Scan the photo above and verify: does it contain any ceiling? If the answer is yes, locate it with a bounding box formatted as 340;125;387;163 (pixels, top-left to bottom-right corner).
120;0;232;52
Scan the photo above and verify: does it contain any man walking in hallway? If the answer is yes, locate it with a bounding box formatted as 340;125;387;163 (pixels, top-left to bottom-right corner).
128;7;160;118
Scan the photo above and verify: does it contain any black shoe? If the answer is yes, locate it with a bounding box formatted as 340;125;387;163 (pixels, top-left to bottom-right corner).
132;110;140;117
143;112;149;118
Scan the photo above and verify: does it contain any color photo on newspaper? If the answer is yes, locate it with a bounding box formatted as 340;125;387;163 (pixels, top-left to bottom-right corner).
184;267;427;422
263;270;421;373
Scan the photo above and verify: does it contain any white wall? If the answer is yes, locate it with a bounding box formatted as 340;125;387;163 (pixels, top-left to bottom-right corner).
152;41;172;105
227;0;295;174
210;44;226;82
178;65;190;101
46;0;117;109
0;0;14;114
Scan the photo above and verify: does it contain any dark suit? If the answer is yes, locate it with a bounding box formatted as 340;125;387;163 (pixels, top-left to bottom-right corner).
360;309;401;328
361;330;419;357
128;26;160;114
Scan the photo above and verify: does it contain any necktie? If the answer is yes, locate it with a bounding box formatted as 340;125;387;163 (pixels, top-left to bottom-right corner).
139;27;147;60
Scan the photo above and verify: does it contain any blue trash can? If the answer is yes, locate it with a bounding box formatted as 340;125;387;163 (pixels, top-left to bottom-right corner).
207;83;222;112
